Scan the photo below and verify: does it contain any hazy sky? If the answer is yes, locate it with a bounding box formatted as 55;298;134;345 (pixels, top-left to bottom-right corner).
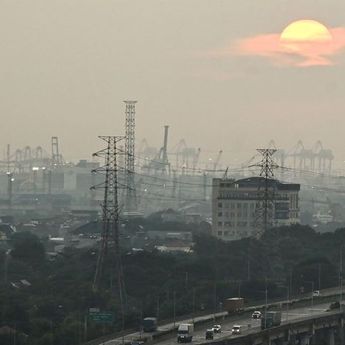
1;0;345;167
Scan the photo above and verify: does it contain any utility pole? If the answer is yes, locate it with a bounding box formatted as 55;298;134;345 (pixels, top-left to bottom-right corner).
203;173;207;201
6;172;14;211
192;288;195;324
265;280;268;330
340;248;343;307
311;281;314;312
91;136;127;325
156;297;160;320
173;291;176;328
213;282;217;321
247;242;251;281
286;286;289;322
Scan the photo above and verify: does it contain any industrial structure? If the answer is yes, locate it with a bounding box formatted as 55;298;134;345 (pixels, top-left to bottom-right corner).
91;135;126;318
212;177;300;241
124;100;137;212
267;140;334;175
250;148;279;236
0;110;340;230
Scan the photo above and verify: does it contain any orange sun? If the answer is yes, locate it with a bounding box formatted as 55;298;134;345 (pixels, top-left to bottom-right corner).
278;20;334;65
280;20;333;43
230;18;345;67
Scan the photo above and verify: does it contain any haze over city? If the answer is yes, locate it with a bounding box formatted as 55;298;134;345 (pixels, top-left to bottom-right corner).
2;2;345;345
1;1;345;166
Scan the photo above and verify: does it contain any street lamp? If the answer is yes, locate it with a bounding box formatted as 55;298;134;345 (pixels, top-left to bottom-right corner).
303;280;314;313
173;291;176;328
279;285;290;322
32;167;39;195
6;172;14;210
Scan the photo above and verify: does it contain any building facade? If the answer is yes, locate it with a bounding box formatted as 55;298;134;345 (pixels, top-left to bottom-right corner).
212;177;300;241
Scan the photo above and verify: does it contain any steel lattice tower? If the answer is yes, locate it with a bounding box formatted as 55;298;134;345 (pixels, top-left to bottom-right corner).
92;136;126;306
252;148;279;237
124;101;137;211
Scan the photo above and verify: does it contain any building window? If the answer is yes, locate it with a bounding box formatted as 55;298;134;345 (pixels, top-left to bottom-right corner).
237;203;241;209
224;231;229;236
218;202;222;208
231;204;235;209
218;212;222;217
218;221;222;226
243;203;248;209
217;231;223;236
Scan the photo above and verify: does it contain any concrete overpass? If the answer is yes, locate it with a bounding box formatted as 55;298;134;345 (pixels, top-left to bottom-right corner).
86;286;345;345
213;310;345;345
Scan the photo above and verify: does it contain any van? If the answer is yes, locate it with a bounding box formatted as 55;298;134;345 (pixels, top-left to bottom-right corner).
231;325;241;335
177;323;194;343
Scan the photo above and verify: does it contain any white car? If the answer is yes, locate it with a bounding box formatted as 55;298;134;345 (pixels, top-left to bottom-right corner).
212;325;221;333
312;290;321;297
231;325;241;335
252;311;262;319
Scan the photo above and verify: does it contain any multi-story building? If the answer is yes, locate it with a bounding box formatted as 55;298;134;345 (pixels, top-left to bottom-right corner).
212;177;300;241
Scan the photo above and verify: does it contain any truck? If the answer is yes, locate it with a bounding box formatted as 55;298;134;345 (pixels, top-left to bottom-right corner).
177;323;194;343
224;297;244;314
142;317;157;332
261;311;282;330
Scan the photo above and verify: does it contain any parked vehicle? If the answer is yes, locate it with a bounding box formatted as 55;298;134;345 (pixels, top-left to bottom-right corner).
231;325;241;335
224;297;244;314
252;311;262;319
177;323;194;343
205;329;214;340
261;311;282;330
212;324;222;333
142;317;157;332
313;290;321;297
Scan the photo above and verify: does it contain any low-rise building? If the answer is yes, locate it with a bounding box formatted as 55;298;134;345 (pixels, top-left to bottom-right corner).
212;177;300;241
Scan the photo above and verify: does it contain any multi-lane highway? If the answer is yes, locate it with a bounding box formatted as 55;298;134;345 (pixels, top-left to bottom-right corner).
100;302;332;345
93;286;344;345
172;303;331;345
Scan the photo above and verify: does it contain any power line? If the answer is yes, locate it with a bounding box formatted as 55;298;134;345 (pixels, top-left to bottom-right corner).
250;149;279;237
91;136;127;320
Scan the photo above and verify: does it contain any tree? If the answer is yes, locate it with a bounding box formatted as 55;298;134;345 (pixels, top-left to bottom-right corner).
10;232;45;263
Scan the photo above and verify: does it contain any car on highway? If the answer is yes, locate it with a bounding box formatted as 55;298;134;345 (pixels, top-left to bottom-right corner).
212;324;222;333
313;290;321;297
231;325;241;335
252;310;262;319
205;329;214;340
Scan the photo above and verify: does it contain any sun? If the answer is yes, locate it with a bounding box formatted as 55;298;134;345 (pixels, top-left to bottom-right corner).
280;20;332;42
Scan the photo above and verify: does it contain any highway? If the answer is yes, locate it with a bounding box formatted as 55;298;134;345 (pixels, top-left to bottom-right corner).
100;302;331;345
93;286;344;345
175;303;331;345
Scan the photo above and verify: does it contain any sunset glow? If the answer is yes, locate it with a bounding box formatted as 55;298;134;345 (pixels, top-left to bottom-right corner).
280;20;332;42
231;20;345;67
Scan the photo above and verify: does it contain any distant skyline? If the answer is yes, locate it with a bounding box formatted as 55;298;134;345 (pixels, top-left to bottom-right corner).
1;1;345;169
